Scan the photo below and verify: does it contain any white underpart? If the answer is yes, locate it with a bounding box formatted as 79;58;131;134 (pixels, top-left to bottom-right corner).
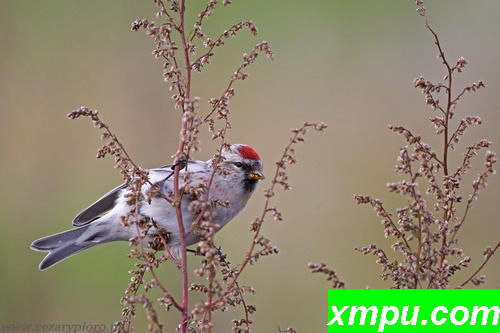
83;159;255;257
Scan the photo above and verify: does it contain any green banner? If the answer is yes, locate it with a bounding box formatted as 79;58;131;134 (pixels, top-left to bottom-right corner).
328;289;499;332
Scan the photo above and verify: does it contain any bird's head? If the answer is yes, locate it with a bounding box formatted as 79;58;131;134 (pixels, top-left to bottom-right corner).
220;144;264;192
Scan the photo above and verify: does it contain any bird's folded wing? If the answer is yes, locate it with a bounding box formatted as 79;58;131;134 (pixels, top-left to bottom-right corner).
72;183;127;226
71;161;207;227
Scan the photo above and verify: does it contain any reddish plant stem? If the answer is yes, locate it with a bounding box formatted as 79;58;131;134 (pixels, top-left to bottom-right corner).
100;124;174;205
191;21;250;69
458;241;500;288
450;201;471;243
191;58;250;230
125;266;146;333
193;132;228;228
202;61;248;122
425;18;453;268
223;257;251;331
450;145;487;243
195;114;231;333
406;156;423;288
199;311;208;333
207;126;308;309
71;110;183;329
172;1;191;331
157;231;182;269
206;268;215;333
133;212;183;313
173;108;189;332
198;267;251;333
193;61;253;332
188;1;210;43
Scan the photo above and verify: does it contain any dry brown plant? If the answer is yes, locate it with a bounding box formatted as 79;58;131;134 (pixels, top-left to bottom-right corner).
310;0;498;290
67;1;326;332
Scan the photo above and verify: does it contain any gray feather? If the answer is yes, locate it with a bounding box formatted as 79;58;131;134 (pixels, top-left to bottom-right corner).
72;183;126;226
38;243;94;270
31;223;111;270
31;224;91;251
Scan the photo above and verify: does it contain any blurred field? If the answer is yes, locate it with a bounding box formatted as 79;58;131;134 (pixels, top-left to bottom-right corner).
1;0;500;331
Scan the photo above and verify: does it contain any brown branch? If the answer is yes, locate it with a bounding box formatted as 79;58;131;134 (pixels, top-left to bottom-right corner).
424;16;454;268
389;125;445;167
172;1;192;331
157;227;182;269
188;0;217;43
99;118;175;205
133;209;182;313
458;242;500;288
191;21;257;71
207;122;325;308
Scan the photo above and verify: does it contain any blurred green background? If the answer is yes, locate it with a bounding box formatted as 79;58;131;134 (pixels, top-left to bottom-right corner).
1;0;500;331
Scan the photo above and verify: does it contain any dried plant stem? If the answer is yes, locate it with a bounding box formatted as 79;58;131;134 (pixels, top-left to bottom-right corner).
234;283;250;331
101;122;174;205
450;199;471;244
157;231;181;269
125;267;146;333
424;18;453;268
458;242;500;288
132;183;183;315
198;258;251;333
208;123;318;308
171;1;192;331
134;212;182;313
350;2;497;289
411;160;423;288
173;154;189;332
202;56;258;122
72;1;323;331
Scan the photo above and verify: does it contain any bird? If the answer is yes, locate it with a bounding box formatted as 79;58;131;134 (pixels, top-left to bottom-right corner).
31;144;264;270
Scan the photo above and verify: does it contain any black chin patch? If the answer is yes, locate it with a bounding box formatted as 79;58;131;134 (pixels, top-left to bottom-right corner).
243;178;258;192
239;161;261;193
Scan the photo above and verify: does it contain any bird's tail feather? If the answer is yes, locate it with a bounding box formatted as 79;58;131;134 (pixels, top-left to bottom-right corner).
31;225;90;251
38;242;95;270
31;224;101;270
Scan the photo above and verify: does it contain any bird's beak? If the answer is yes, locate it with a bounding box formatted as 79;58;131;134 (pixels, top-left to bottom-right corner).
248;170;265;181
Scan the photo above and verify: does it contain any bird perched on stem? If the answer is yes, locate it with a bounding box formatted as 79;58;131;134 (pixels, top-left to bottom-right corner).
31;144;264;270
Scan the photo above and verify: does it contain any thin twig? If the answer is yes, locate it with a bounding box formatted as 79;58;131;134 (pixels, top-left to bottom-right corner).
208;123;322;308
458;242;500;288
425;17;453;268
173;1;192;331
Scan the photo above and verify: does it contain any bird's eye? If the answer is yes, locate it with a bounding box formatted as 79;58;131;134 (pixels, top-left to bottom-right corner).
234;162;243;168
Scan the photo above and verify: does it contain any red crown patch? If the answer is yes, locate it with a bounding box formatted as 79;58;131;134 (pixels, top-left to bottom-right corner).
237;145;260;160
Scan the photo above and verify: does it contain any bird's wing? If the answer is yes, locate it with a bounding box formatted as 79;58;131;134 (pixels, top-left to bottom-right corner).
152;160;210;197
72;183;127;226
72;161;207;227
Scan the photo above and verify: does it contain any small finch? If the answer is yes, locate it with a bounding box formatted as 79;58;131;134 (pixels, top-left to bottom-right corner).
31;144;264;270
